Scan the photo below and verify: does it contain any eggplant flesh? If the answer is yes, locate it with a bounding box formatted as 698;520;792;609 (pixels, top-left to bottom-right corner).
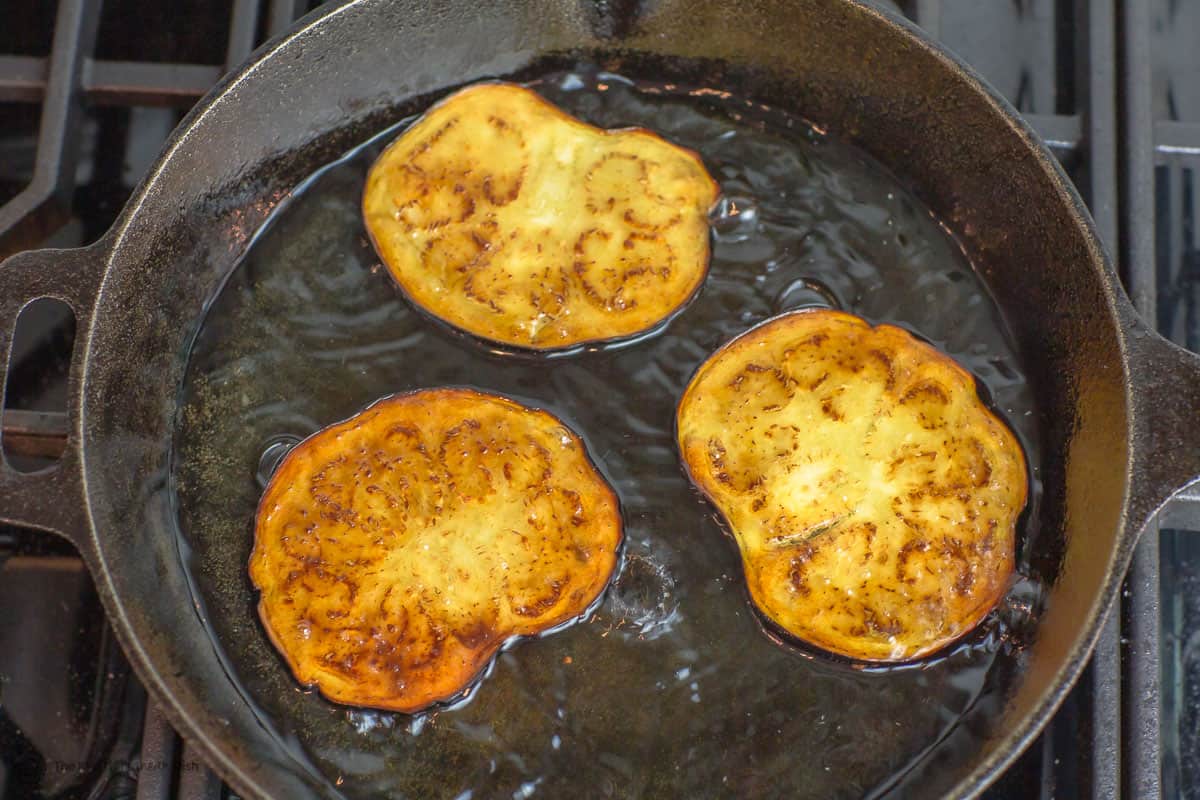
250;388;623;712
363;83;718;351
676;310;1027;662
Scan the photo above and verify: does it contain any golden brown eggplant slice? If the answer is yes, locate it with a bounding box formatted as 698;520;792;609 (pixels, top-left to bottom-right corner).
676;310;1027;662
250;388;622;712
362;83;718;350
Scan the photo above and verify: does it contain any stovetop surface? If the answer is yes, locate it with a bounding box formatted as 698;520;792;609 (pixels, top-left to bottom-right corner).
1;1;1198;798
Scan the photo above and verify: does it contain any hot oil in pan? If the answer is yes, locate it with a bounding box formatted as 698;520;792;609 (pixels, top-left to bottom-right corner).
173;69;1046;799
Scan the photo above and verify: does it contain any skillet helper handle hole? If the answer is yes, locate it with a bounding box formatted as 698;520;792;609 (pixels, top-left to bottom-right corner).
4;298;74;470
0;245;105;547
1126;323;1200;534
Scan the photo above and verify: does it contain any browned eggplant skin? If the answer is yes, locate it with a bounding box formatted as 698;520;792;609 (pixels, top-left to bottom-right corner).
250;388;623;712
676;309;1028;662
362;82;719;352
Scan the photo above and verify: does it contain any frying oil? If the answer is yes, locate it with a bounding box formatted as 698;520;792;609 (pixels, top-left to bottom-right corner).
173;68;1045;799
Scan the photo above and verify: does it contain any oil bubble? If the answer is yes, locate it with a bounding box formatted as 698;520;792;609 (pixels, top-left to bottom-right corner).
709;194;759;242
773;277;843;313
256;434;303;488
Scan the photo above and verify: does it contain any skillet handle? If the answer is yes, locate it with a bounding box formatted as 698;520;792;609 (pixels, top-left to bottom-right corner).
1125;311;1200;535
0;244;105;552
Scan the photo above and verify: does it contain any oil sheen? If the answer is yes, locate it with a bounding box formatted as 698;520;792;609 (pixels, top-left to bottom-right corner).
173;68;1046;799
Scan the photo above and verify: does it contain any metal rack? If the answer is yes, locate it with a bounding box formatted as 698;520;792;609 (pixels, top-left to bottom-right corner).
2;1;1198;798
0;0;304;256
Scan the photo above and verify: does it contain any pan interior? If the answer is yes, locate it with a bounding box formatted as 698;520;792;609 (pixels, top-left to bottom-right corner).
172;67;1048;799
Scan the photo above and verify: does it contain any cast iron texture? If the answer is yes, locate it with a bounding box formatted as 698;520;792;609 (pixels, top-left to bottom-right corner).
1;0;1198;797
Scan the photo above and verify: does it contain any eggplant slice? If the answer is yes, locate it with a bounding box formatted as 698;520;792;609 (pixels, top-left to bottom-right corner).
676;310;1027;662
250;388;622;712
363;83;718;351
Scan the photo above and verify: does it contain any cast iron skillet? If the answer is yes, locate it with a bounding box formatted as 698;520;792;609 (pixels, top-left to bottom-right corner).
1;0;1198;797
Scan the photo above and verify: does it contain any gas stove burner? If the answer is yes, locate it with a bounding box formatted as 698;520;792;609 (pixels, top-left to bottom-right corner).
1;1;1198;798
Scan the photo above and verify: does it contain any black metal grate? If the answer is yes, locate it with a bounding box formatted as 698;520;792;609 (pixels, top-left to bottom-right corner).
2;1;1198;798
0;0;313;258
